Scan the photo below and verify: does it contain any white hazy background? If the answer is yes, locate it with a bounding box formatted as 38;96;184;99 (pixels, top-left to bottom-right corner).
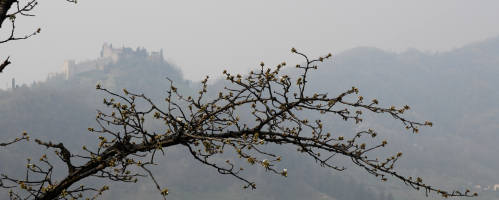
1;0;499;88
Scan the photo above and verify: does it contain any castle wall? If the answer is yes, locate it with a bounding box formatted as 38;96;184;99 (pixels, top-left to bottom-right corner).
63;44;165;80
63;58;112;80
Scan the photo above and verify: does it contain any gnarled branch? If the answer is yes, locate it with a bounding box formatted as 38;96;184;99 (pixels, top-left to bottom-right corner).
0;49;476;199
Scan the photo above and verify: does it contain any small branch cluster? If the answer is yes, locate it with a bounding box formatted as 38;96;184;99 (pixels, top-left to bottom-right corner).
0;131;29;147
1;0;41;44
0;48;475;199
0;0;77;73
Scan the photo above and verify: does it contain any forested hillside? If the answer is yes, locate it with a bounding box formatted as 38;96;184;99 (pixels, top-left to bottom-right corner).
2;37;499;199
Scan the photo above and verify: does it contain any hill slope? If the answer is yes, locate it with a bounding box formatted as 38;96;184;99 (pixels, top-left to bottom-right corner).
2;38;499;199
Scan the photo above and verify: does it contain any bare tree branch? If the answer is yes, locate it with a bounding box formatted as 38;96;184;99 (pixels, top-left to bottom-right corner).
0;0;15;28
0;49;476;199
0;0;76;71
0;56;11;73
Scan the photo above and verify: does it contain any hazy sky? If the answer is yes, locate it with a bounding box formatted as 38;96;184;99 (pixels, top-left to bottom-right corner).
1;0;499;88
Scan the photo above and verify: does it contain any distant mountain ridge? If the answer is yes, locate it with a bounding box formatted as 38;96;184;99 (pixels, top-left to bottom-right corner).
2;37;499;199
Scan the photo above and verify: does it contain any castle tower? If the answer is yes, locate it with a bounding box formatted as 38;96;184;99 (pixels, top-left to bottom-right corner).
101;43;121;63
149;48;164;62
63;60;76;80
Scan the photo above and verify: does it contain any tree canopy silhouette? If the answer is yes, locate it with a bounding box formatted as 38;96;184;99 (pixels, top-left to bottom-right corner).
0;48;476;199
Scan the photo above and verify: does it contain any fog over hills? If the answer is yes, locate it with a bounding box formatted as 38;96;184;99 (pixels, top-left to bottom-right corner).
1;37;499;199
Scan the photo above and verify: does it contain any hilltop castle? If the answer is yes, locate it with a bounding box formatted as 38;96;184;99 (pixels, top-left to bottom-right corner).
62;43;164;80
